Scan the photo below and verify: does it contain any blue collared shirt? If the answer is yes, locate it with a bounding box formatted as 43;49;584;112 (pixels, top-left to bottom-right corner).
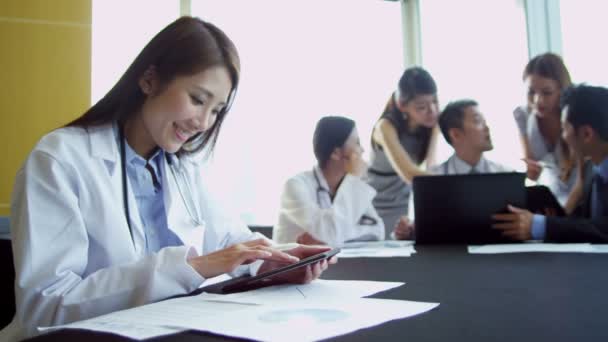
124;142;181;254
531;157;608;240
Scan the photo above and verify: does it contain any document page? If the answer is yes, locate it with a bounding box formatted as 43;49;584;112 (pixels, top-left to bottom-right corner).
40;280;406;340
468;243;595;254
339;240;416;258
39;295;255;340
167;298;439;342
588;244;608;253
199;279;404;305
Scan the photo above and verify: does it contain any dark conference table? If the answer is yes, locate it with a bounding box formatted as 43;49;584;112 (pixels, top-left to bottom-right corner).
27;245;608;342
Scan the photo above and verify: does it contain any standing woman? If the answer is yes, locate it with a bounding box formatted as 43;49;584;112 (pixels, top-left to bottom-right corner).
1;17;332;341
367;67;439;238
513;53;579;207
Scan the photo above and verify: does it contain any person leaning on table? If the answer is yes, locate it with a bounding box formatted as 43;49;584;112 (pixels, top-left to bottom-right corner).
1;16;335;341
513;53;578;207
493;84;608;242
366;67;440;239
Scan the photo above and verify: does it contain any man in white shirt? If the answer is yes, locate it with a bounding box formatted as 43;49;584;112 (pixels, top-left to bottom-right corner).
394;99;511;239
273;116;385;246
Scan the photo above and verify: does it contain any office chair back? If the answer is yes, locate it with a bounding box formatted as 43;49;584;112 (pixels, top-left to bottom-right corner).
0;216;15;329
0;237;15;329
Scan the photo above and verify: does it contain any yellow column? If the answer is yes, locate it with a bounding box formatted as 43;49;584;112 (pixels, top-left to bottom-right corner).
0;0;91;216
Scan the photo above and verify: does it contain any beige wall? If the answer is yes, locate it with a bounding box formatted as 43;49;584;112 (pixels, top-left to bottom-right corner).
0;0;91;216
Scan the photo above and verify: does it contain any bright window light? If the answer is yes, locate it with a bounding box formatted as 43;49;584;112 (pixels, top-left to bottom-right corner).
92;0;180;103
192;0;404;224
560;0;608;87
419;0;529;171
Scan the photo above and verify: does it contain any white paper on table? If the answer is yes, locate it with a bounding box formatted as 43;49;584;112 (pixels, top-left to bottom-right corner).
199;279;404;305
587;244;608;253
39;295;256;340
38;279;404;340
339;240;416;258
468;243;595;254
40;320;180;340
165;298;439;342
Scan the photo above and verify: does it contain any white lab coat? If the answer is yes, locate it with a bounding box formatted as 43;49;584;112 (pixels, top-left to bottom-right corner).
1;123;264;341
273;166;385;246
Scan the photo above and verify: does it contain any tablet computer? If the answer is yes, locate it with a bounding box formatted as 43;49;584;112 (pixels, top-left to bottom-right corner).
199;247;340;294
525;185;566;216
414;172;527;244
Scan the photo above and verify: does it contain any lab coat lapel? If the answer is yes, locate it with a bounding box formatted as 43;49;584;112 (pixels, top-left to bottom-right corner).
337;175;377;209
88;124;147;255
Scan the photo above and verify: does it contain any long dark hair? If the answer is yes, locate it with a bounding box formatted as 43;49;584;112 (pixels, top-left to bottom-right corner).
313;116;356;168
67;16;240;157
523;53;571;89
373;67;437;163
523;53;574;181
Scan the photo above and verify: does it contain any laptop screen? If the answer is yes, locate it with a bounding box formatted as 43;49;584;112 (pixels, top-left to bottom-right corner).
413;172;526;244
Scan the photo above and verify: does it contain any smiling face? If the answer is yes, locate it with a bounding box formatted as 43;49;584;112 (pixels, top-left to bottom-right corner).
127;65;232;158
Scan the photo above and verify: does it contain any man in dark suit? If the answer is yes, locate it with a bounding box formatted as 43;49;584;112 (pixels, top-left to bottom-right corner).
493;84;608;242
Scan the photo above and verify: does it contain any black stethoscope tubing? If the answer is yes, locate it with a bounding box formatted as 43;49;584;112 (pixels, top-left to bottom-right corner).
119;127;201;249
119;127;135;246
313;168;331;206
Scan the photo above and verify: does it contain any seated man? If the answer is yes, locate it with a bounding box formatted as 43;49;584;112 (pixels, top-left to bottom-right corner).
395;99;511;239
273;116;385;246
432;99;512;174
493;84;608;242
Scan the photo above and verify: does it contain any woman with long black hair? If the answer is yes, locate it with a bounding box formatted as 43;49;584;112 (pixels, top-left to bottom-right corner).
2;17;333;341
367;67;440;239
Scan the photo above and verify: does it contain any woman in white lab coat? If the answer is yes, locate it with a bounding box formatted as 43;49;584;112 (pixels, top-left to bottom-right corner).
274;116;385;246
1;17;332;341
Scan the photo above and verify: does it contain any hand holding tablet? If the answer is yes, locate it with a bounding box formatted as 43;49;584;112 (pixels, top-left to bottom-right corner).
201;246;340;294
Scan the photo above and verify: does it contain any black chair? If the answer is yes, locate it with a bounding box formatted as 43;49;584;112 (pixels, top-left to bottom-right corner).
0;238;15;329
248;225;273;239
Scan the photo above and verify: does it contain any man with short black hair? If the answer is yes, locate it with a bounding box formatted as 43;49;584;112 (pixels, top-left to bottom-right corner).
433;99;511;174
493;84;608;242
394;100;511;240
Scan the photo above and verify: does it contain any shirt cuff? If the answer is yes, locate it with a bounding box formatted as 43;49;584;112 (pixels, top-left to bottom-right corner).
162;246;205;292
531;214;547;240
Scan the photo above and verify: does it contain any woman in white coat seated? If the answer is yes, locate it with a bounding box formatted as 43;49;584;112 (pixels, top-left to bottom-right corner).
273;116;385;246
1;17;333;341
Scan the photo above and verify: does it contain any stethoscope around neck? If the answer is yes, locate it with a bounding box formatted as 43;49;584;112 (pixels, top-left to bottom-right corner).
312;167;378;225
119;127;202;248
313;167;334;206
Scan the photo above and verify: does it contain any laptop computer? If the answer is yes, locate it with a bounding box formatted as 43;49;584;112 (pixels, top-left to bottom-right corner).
413;172;527;244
